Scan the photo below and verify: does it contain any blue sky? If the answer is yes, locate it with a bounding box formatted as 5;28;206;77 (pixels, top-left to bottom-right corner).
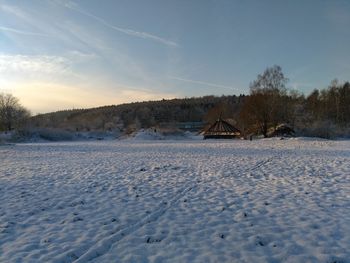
0;0;349;113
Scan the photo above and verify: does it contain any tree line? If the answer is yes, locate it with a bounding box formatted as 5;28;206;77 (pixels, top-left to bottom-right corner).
239;65;349;138
1;66;349;139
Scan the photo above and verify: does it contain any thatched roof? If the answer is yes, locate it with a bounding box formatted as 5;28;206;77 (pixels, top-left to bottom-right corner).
204;118;241;139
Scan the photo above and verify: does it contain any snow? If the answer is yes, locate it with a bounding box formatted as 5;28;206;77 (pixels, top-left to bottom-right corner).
130;129;202;141
0;131;14;142
0;138;349;263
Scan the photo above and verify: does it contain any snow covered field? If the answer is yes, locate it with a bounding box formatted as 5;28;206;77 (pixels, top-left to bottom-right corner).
1;138;349;263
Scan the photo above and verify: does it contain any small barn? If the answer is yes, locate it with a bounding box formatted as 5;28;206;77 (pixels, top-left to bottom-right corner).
203;118;241;139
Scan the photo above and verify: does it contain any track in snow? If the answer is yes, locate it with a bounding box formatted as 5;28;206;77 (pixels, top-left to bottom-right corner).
1;139;349;263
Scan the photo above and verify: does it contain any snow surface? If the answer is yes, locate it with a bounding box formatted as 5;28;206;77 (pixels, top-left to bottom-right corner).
130;129;202;141
0;138;349;263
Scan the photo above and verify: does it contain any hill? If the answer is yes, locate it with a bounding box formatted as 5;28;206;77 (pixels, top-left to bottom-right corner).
28;95;246;134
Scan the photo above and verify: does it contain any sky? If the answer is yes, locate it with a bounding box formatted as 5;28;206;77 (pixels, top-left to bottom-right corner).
0;0;349;113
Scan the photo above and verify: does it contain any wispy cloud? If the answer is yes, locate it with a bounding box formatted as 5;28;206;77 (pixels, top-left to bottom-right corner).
169;76;240;91
0;25;51;37
0;3;99;52
0;54;70;74
61;1;178;47
0;4;26;18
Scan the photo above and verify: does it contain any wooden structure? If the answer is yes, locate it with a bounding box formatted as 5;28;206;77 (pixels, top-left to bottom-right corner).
203;118;241;139
268;124;295;137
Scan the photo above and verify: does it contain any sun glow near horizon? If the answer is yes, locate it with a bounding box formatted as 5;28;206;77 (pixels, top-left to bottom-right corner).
5;82;177;114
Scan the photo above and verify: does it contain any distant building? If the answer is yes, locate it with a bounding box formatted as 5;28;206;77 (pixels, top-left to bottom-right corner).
203;118;241;139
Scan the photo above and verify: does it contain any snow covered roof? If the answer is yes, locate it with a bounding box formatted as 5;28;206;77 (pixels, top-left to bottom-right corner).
268;123;295;137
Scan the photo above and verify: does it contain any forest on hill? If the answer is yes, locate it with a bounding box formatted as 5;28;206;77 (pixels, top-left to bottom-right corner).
1;66;350;140
28;95;245;134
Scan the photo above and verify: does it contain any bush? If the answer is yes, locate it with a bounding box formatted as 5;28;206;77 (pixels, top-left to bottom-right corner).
12;128;74;142
36;129;74;141
300;121;336;139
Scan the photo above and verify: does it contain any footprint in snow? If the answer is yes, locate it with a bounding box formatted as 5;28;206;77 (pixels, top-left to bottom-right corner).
146;237;162;243
72;217;83;222
255;236;265;246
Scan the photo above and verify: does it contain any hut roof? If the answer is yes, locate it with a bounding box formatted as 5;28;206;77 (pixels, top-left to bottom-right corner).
204;118;241;139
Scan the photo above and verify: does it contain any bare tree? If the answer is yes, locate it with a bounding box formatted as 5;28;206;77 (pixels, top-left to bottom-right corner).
241;65;289;137
0;93;30;131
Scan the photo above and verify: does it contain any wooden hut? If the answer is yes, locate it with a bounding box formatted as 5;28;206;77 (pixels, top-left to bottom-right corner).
203;118;241;139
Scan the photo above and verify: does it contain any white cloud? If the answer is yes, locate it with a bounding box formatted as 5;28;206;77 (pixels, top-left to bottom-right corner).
66;50;97;60
0;4;26;18
0;3;91;52
169;76;240;91
0;2;163;85
62;1;179;47
0;26;52;37
0;54;70;74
